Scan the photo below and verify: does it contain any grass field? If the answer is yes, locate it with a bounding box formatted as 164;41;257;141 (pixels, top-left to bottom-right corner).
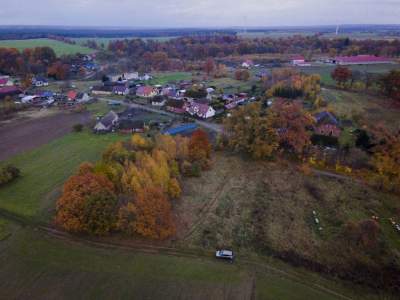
322;88;400;130
149;71;193;85
300;64;400;85
179;153;400;298
0;131;126;220
0;225;361;300
0;38;93;56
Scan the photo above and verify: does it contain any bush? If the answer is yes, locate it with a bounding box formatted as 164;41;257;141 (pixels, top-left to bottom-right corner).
0;165;20;186
72;123;84;132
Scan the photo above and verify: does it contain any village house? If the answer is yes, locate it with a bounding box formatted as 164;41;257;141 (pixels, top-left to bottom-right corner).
161;86;177;98
112;85;129;96
94;111;119;132
32;76;49;87
241;60;254;69
76;92;91;103
136;86;157;98
139;74;152;81
67;91;78;101
151;95;167;107
313;111;341;137
165;99;186;114
0;76;13;87
291;55;311;66
118;119;145;134
186;100;216;119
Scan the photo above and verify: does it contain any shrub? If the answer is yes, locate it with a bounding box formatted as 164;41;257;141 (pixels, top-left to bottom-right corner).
72;123;84;132
0;165;20;186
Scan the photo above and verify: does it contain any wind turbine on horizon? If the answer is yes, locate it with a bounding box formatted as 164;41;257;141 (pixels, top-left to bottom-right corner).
336;24;340;36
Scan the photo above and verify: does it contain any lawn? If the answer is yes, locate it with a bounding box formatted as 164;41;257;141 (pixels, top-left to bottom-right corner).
148;71;193;85
0;38;93;56
205;77;256;94
300;64;400;86
0;131;127;220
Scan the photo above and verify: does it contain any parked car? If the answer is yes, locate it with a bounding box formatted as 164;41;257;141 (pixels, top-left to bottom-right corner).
215;249;234;261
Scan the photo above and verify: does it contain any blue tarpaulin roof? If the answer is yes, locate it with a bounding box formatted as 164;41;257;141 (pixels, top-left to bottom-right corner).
163;123;198;135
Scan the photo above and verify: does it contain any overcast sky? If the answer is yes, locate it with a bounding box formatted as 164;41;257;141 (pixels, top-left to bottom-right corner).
0;0;399;27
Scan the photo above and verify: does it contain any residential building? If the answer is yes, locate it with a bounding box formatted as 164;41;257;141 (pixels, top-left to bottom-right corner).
165;99;186;114
136;86;157;98
94;111;119;132
313;111;341;137
186;100;216;119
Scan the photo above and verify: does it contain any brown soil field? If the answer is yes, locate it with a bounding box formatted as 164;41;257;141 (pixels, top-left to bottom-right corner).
0;111;90;162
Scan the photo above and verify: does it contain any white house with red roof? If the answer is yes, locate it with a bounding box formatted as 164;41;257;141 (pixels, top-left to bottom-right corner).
291;55;311;66
185;100;216;119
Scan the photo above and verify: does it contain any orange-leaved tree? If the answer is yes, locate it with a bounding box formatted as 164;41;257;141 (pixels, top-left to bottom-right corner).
55;171;117;235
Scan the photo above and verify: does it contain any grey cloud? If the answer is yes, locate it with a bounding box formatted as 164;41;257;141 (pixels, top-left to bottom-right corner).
0;0;398;26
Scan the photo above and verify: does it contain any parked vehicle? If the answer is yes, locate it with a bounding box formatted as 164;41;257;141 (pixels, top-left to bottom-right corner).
215;249;234;262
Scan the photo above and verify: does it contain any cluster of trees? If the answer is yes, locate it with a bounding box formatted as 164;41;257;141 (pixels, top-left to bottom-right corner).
234;69;251;81
0;164;20;186
331;66;400;101
380;70;400;102
103;35;400;71
0;47;56;75
264;70;322;105
108;35;400;61
224;101;314;159
56;130;211;239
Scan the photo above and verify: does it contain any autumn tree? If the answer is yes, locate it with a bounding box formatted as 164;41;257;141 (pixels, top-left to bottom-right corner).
117;186;175;239
189;129;212;168
370;125;400;193
331;66;352;87
204;57;215;76
47;61;70;80
380;70;400;102
55;172;117;235
269;100;314;156
224;102;279;159
235;69;250;81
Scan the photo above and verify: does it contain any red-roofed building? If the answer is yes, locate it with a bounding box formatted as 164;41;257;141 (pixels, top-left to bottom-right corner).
0;86;21;99
67;90;78;101
291;55;311;66
136;86;157;98
333;55;393;65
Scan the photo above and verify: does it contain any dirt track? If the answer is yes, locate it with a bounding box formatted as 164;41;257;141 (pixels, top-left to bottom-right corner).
0;111;90;161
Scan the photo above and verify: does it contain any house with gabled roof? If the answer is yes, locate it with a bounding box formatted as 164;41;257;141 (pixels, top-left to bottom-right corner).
32;76;48;87
313;111;341;137
136;86;157;98
166;99;186;114
112;85;129;96
94;111;119;132
186;100;216;119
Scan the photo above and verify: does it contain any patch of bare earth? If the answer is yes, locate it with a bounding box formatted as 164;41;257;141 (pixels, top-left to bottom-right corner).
0;110;91;161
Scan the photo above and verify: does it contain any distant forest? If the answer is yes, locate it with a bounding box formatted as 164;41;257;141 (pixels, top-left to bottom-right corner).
0;27;236;40
0;24;400;40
